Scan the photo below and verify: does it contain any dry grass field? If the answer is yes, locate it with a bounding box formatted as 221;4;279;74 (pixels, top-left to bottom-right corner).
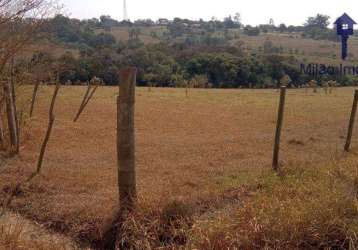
47;26;358;67
92;26;358;64
240;33;358;64
96;27;161;45
1;86;358;247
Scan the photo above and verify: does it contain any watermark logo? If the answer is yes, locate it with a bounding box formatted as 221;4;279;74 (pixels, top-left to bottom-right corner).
301;63;358;76
334;13;356;60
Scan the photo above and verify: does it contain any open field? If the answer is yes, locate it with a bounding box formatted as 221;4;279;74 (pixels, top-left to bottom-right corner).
100;26;358;64
63;27;358;65
96;27;161;45
0;212;78;250
1;86;358;246
239;33;358;64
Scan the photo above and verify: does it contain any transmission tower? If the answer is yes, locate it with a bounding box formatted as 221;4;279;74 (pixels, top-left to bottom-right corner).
123;0;129;21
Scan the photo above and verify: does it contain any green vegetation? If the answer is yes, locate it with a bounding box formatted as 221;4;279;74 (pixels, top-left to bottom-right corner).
26;13;358;87
302;14;337;41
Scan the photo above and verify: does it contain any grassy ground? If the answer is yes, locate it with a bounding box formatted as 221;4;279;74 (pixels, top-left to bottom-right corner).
189;154;358;249
96;27;161;45
1;86;358;248
239;33;358;64
101;26;358;64
0;212;79;250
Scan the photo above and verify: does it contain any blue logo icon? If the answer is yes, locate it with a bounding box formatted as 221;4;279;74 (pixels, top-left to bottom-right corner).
334;13;356;60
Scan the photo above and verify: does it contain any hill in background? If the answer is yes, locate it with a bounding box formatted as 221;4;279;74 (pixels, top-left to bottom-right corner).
19;14;358;87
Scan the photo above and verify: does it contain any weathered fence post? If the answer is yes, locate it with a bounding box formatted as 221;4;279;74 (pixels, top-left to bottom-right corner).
344;90;358;152
74;78;100;122
0;97;5;149
117;67;137;211
10;59;20;154
3;81;18;155
30;81;40;117
74;82;91;122
36;82;61;174
272;86;287;172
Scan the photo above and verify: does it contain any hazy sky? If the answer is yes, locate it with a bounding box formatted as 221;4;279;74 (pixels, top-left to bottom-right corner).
61;0;358;26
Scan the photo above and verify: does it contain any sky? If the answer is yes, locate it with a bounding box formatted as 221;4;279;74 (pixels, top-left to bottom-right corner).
60;0;358;26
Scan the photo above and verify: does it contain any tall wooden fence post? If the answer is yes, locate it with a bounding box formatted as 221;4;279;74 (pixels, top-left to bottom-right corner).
10;59;20;154
344;90;358;152
3;81;18;155
117;67;137;211
272;86;287;172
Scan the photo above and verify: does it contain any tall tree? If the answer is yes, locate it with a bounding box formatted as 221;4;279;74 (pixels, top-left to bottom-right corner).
304;14;330;29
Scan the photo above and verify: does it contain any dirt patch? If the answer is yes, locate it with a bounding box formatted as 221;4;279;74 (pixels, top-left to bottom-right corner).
288;139;305;146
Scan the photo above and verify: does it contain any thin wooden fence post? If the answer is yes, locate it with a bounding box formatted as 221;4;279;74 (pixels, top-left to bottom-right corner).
3;81;18;155
344;90;358;152
81;86;98;109
30;82;40;117
10;59;19;153
117;67;137;211
36;82;61;174
272;86;287;172
0;95;5;149
73;82;91;122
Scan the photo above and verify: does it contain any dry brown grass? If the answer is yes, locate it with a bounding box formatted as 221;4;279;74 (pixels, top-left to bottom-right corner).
189;155;358;249
240;33;358;64
0;86;358;247
0;212;79;250
22;41;80;59
95;27;161;45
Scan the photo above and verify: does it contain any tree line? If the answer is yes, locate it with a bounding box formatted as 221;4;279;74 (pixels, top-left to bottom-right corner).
15;13;358;87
